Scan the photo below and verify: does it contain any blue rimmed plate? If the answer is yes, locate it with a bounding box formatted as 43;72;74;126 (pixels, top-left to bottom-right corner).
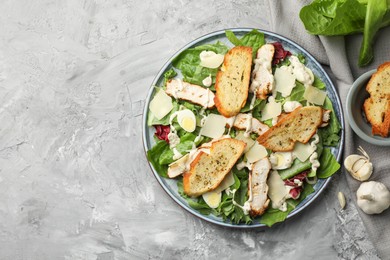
142;28;344;228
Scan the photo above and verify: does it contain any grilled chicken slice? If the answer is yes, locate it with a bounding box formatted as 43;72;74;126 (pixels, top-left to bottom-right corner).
226;113;269;136
249;44;275;100
168;154;190;178
166;79;215;108
249;157;271;217
320;109;331;127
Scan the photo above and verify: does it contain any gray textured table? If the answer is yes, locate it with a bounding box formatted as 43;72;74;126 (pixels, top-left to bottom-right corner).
0;0;380;259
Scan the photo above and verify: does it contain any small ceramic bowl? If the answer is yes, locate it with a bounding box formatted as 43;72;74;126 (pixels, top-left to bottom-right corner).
346;69;390;146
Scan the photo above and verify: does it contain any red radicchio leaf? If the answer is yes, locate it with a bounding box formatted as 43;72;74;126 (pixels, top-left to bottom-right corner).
284;171;309;200
154;125;170;143
272;42;291;65
289;187;302;200
284;171;308;187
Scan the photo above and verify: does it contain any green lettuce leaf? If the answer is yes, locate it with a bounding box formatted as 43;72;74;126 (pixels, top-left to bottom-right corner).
240;94;264;112
318;97;341;146
299;0;367;35
172;41;229;86
287;81;306;104
159;133;198;165
163;68;177;86
147;139;169;177
359;0;388;66
177;168;252;224
299;0;390;66
317;148;341;178
229;172;252;224
313;76;326;90
278;159;312;180
225;30;242;46
226;29;265;59
177;179;216;215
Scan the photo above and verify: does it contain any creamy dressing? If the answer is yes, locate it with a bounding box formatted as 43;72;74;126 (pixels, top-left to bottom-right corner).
249;90;257;110
172;148;182;160
225;187;234;196
275;185;295;212
224;115;236;136
199;51;213;60
310;133;320;149
244;114;253;137
225;116;236;128
309;133;320;173
202;75;212;87
294;179;303;186
236;160;253;171
168;111;182;149
199;51;224;69
168;132;180;148
283;101;302;113
278;202;288;212
169;111;179;130
271;116;278;126
289;56;314;86
230;189;251;215
242;176;254;215
310;152;320;172
194;133;202;144
198;107;208;127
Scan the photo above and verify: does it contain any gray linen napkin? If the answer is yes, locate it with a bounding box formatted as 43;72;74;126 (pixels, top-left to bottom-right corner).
266;0;390;258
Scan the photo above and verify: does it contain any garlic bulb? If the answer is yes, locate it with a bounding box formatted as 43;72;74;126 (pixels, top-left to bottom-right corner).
357;181;390;214
344;146;373;181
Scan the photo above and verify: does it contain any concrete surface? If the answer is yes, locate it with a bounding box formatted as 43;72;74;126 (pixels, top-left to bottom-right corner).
0;0;380;259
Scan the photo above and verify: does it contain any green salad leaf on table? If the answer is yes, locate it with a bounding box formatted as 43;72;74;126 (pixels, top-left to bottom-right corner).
146;29;342;227
300;0;390;66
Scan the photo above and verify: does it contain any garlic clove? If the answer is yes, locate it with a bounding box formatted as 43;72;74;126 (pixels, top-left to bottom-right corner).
352;158;366;172
355;162;373;181
344;155;365;173
338;191;346;210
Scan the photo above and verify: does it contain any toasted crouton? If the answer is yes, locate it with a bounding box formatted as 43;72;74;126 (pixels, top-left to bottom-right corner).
183;138;246;197
363;62;390;137
257;106;323;151
214;46;252;117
